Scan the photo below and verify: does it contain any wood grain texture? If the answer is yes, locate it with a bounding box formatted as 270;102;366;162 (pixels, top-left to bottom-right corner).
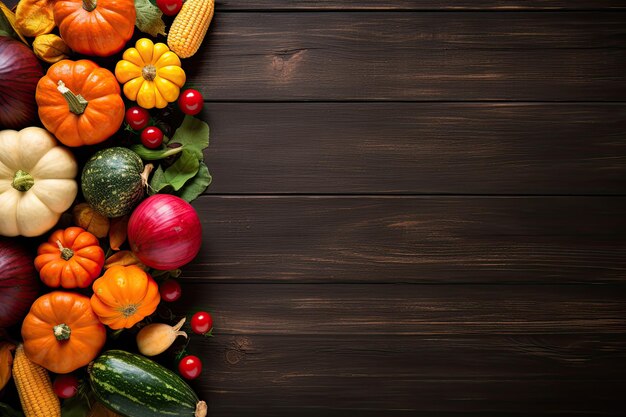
182;333;626;416
189;12;626;101
215;0;626;10
176;283;626;335
202;103;626;194
183;196;626;284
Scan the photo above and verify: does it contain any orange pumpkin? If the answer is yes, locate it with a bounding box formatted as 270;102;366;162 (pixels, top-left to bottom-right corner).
21;291;106;374
35;227;105;288
35;59;125;147
53;0;135;57
91;265;160;330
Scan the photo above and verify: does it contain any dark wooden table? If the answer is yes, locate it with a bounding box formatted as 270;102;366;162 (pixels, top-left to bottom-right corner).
182;1;626;415
6;0;626;415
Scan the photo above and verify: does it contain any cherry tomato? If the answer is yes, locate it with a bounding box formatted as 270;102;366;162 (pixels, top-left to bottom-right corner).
125;106;150;131
160;279;182;302
156;0;183;16
190;311;213;335
140;126;164;149
53;374;79;399
178;355;202;380
178;89;204;116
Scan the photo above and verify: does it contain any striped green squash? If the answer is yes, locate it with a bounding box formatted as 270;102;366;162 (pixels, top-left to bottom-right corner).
89;350;207;417
81;147;148;217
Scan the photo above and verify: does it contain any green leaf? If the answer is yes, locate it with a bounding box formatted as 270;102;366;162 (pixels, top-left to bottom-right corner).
170;115;209;160
134;0;166;37
61;395;90;417
149;165;174;194
162;150;200;191
0;403;24;417
129;143;182;161
176;162;212;202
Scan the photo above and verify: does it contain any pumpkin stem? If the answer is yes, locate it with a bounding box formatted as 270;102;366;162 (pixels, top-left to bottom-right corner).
121;305;138;317
141;163;154;189
57;80;88;115
142;65;157;81
53;323;71;341
195;401;207;417
82;0;97;11
56;239;74;260
11;170;34;192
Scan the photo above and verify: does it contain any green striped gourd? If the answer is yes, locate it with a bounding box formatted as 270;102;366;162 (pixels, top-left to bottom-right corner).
89;350;207;417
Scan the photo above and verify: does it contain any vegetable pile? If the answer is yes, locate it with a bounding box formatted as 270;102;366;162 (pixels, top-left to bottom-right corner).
0;0;216;415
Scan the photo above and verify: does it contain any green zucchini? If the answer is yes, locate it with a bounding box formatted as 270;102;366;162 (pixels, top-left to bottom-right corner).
81;147;149;217
89;350;207;417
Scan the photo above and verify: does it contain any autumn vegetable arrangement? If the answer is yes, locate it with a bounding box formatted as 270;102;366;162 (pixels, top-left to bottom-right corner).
0;0;216;415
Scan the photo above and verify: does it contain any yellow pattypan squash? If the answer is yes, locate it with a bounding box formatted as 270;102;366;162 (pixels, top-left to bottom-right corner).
115;38;186;109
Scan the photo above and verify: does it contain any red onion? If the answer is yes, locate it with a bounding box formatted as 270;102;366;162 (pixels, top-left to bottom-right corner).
128;195;202;270
0;239;39;328
0;36;43;130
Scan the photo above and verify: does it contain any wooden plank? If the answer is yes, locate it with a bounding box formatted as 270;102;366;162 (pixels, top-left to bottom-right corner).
190;12;626;101
215;0;626;10
181;334;626;416
176;283;626;335
183;196;626;284
203;103;626;194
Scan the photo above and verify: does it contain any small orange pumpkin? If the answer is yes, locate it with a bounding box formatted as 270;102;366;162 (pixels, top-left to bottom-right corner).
35;59;125;147
35;227;104;288
21;291;106;374
54;0;136;57
91;265;160;330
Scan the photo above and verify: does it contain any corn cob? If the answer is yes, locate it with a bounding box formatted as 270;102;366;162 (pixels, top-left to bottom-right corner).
13;344;61;417
167;0;215;58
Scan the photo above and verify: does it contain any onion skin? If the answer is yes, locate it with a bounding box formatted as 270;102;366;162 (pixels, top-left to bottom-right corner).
0;36;43;129
128;195;202;270
136;317;187;356
0;238;39;328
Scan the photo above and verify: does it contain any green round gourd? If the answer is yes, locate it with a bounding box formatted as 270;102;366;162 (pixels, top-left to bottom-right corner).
89;350;207;417
81;147;146;217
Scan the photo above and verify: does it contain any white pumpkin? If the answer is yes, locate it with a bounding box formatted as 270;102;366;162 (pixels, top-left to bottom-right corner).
0;127;78;237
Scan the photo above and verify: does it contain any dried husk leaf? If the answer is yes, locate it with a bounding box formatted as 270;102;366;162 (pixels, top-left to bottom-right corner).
33;34;70;63
15;0;54;37
109;215;129;251
105;250;146;270
0;1;27;43
0;342;15;391
73;203;110;238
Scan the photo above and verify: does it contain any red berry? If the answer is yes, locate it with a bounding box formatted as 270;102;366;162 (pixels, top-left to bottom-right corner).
178;89;204;116
190;311;213;335
178;355;202;380
140;126;164;149
160;279;182;302
125;106;150;131
53;374;79;399
156;0;183;16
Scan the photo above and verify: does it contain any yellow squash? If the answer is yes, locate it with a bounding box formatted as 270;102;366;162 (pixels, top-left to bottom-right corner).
115;38;186;109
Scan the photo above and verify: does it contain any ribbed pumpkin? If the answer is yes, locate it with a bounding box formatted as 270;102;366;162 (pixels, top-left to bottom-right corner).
21;291;106;374
91;265;160;330
53;0;135;57
35;59;124;147
34;227;105;288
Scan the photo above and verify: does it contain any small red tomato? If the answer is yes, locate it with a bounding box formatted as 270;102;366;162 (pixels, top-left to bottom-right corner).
125;106;150;131
178;355;202;380
160;279;182;302
190;311;213;334
178;89;204;116
53;374;79;399
140;126;164;149
156;0;182;16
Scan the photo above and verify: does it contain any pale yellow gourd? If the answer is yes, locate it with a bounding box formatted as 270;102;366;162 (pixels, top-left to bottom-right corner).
0;127;77;237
